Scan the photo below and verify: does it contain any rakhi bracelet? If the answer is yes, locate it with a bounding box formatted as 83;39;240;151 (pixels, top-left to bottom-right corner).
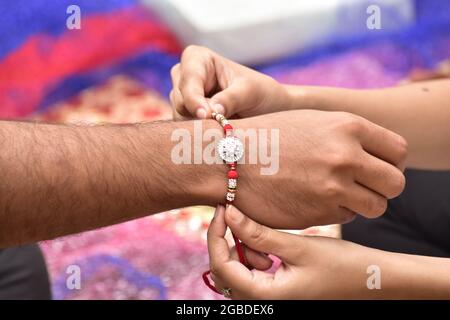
212;112;246;264
213;112;243;202
202;112;247;296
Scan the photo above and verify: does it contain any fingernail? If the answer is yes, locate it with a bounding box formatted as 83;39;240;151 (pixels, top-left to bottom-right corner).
226;205;244;223
196;107;207;119
211;103;225;116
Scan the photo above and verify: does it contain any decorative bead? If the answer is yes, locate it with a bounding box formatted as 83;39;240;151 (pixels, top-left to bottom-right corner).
223;124;233;132
205;111;247;294
228;170;238;179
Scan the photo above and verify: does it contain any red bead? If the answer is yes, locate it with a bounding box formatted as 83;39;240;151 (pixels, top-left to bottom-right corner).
223;124;233;132
228;170;238;179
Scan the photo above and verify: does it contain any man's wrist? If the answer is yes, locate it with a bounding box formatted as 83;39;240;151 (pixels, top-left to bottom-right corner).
179;120;229;206
194;119;253;207
160;118;254;208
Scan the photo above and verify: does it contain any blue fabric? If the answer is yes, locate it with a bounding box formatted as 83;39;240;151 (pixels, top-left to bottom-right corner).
3;0;450;114
0;0;136;59
257;0;450;74
38;50;179;112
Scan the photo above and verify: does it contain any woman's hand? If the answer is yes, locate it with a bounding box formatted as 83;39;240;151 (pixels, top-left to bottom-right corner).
170;45;288;120
208;205;378;299
207;205;450;299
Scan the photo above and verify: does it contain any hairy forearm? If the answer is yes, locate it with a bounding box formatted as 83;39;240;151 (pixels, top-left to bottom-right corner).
0;120;225;247
283;80;450;169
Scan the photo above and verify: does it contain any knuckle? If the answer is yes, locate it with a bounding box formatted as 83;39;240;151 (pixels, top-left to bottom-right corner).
396;135;408;161
322;180;343;199
340;209;357;224
366;196;387;218
388;172;406;198
170;63;180;78
340;112;365;134
182;45;199;55
209;265;223;278
182;45;209;59
327;151;353;170
249;223;268;245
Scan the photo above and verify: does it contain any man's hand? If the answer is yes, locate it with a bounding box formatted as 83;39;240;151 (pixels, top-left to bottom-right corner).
225;110;407;228
171;46;407;227
208;205;450;299
170;45;287;120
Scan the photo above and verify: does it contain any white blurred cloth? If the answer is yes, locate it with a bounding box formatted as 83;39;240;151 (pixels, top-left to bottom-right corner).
141;0;415;64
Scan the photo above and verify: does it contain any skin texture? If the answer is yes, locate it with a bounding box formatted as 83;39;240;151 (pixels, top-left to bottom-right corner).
233;110;406;229
171;45;450;299
170;45;288;120
0;120;224;247
0;107;406;247
284;81;450;170
171;45;450;170
208;205;450;299
171;45;408;227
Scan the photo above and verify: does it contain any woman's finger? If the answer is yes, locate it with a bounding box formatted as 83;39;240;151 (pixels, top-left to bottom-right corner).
207;205;263;297
178;47;215;118
170;64;192;119
224;205;299;264
230;244;273;271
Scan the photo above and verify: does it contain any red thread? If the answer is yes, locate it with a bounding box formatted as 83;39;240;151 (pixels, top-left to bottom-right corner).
232;233;247;266
202;229;247;295
202;270;221;294
203;113;247;295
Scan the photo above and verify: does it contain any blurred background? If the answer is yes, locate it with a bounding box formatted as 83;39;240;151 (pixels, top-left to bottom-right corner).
0;0;449;299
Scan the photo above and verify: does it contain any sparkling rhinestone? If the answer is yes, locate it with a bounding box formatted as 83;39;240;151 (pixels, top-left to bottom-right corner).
228;179;237;188
226;192;235;201
217;137;244;163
